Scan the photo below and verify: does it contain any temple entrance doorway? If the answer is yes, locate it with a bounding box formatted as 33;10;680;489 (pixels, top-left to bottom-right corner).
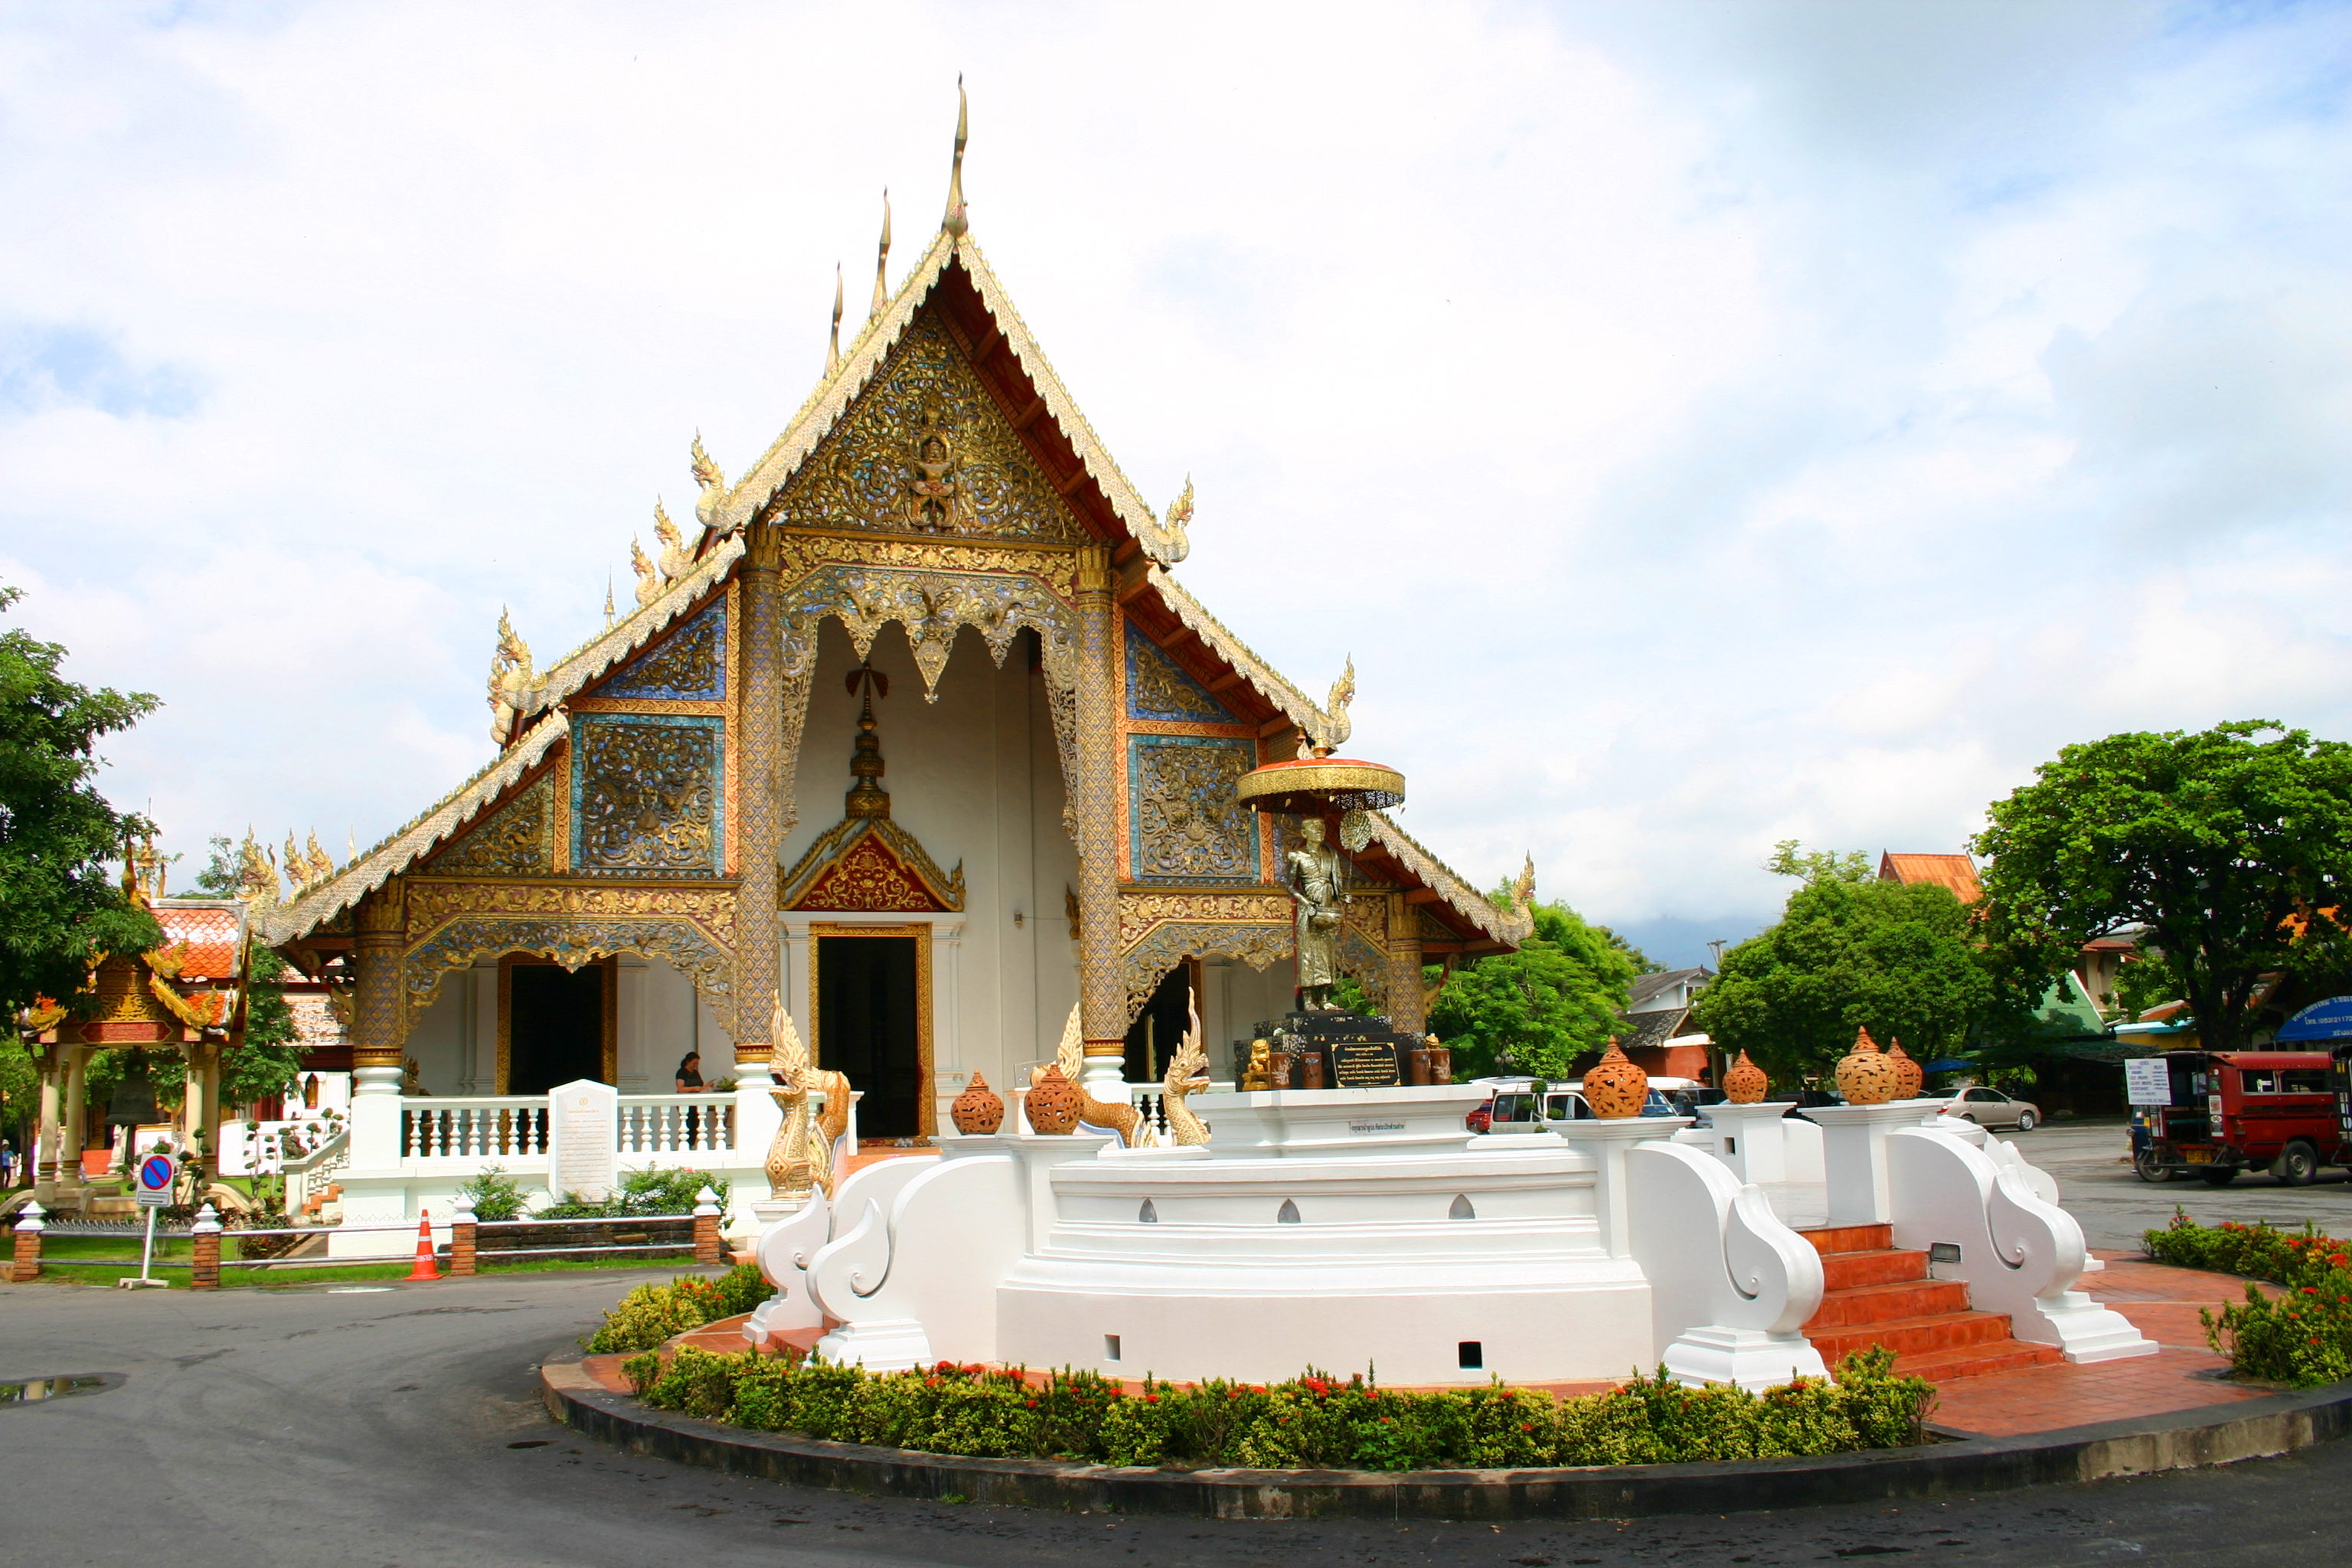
813;930;926;1138
501;956;616;1094
1124;961;1197;1087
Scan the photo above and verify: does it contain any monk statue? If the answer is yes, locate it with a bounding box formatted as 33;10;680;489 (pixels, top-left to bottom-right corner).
1285;817;1348;1010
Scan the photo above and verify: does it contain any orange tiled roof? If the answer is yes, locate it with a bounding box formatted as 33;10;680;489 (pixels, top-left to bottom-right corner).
1878;852;1983;903
152;903;245;982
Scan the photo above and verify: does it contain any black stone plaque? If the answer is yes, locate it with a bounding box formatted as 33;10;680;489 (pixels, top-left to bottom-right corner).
1330;1040;1400;1089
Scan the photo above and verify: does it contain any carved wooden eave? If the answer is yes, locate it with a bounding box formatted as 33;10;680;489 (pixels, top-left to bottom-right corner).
1356;813;1532;951
779;817;965;913
259;708;571;949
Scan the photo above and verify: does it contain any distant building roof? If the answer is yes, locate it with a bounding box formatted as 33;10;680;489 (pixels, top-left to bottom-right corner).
1878;853;1983;903
151;900;247;985
1629;967;1713;1014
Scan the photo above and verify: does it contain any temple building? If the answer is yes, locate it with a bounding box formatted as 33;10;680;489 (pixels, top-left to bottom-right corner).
261;107;1524;1175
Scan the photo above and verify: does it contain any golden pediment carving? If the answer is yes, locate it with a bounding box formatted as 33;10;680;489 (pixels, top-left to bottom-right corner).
779;818;965;913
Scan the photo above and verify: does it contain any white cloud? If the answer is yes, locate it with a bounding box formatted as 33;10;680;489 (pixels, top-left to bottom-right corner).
0;0;2344;965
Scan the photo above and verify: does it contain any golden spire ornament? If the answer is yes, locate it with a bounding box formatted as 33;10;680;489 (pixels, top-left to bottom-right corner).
825;263;843;375
870;188;892;319
942;76;969;237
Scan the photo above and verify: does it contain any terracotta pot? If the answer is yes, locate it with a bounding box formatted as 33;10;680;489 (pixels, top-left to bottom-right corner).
1583;1037;1648;1119
1834;1027;1902;1106
950;1072;1004;1135
1024;1065;1083;1135
1723;1050;1769;1105
1885;1038;1924;1100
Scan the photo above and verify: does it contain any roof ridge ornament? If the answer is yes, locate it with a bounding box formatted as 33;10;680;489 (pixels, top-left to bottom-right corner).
1324;655;1356;751
1161;476;1194;565
652;497;691;580
942;76;969;237
1511;854;1536;917
871;189;893;319
825;263;844;376
629;536;659;606
689;432;725;528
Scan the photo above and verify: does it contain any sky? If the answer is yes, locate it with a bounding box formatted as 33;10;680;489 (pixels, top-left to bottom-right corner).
1;1;2346;967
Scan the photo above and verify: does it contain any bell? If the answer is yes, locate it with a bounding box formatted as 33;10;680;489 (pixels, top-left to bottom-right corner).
106;1056;161;1127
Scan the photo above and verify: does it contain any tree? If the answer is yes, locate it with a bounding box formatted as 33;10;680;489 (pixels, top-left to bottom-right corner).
1975;721;2352;1054
1429;898;1649;1082
1690;844;2002;1083
0;582;160;1017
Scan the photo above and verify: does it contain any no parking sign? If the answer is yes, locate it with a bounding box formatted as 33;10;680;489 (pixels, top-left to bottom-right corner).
136;1152;175;1207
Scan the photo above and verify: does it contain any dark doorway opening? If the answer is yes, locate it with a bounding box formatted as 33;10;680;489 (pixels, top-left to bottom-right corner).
507;962;607;1095
817;935;922;1137
1124;963;1194;1086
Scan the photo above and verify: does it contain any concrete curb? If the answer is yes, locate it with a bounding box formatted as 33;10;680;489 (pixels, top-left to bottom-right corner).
539;1360;2352;1520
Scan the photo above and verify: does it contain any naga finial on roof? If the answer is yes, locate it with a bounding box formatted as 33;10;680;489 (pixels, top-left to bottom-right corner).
629;537;660;606
825;263;844;377
1511;854;1536;916
1160;476;1194;565
652;498;691;580
1325;655;1356;750
871;188;893;319
237;828;279;911
689;432;726;528
488;607;540;745
942;76;970;238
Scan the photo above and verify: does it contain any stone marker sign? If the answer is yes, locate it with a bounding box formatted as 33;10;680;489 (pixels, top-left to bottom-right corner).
546;1079;619;1202
1330;1040;1401;1089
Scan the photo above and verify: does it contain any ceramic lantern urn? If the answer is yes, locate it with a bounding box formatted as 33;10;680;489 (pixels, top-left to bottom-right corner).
951;1072;1005;1135
1024;1065;1083;1135
1583;1037;1649;1119
1723;1050;1769;1105
1886;1038;1924;1100
1834;1027;1902;1106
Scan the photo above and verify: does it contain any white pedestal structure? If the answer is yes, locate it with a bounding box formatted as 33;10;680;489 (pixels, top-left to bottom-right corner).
1696;1102;1801;1185
1809;1101;1945;1225
784;1087;1828;1388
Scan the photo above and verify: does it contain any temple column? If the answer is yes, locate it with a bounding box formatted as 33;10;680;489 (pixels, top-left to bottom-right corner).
348;887;407;1167
187;1037;223;1181
1385;891;1427;1038
59;1044;89;1198
733;526;790;1189
32;1047;59;1200
1072;544;1125;1086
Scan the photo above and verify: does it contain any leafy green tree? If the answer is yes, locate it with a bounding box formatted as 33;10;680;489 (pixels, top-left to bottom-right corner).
1429;898;1648;1081
1691;846;2001;1083
1975;721;2352;1054
0;582;159;1017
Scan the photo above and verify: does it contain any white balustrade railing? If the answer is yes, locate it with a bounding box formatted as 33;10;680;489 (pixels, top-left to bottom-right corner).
396;1093;736;1164
616;1095;735;1156
402;1098;550;1160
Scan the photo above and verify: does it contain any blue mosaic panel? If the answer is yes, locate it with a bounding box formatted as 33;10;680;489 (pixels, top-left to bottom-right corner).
570;714;724;877
603;599;726;701
1125;620;1235;724
1128;733;1259;884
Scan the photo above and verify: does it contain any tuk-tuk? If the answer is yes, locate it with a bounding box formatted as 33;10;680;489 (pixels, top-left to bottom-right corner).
2135;1049;2344;1186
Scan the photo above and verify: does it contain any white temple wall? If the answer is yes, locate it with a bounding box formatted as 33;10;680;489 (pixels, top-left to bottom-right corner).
400;975;467;1095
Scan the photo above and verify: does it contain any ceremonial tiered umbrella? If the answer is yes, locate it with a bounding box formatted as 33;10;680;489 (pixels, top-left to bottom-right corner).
1233;755;1406;818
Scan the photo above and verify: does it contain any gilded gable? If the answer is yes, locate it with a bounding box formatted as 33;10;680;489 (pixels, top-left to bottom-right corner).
1125;621;1236;723
601;598;725;701
430;773;555;876
770;312;1084;544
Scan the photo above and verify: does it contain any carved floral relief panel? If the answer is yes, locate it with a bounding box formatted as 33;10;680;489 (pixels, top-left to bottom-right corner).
771;312;1084;544
601;598;726;701
1127;734;1259;884
570;714;724;876
430;773;555;877
1125;619;1235;724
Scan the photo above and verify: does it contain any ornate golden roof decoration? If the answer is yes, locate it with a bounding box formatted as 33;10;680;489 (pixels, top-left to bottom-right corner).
487;608;541;746
825;263;844;377
1161;477;1193;565
871;189;892;320
690;431;726;529
652;498;691;580
942;77;969;237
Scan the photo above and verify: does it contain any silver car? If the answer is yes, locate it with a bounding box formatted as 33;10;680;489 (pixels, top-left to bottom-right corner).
1922;1085;2042;1131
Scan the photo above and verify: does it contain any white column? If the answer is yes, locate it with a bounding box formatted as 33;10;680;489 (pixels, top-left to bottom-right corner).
1553;1117;1688;1258
347;1067;406;1169
1810;1101;1943;1226
1707;1102;1800;1186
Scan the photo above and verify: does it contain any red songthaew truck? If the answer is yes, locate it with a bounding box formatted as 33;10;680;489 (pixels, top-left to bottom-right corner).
2135;1050;2348;1186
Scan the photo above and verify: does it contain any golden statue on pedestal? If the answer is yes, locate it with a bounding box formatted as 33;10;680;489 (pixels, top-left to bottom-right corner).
1285;818;1348;1010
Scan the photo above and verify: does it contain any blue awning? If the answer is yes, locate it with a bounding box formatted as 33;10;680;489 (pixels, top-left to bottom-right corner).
1922;1058;1971;1073
2279;995;2352;1044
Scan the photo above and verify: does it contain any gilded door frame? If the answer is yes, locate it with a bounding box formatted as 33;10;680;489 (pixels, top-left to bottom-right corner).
806;921;935;1138
496;954;619;1093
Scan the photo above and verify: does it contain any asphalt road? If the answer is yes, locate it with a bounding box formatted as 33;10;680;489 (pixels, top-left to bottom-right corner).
2009;1119;2352;1250
2;1268;2351;1567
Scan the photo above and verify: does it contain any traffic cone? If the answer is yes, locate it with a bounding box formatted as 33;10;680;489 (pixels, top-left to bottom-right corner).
404;1210;439;1282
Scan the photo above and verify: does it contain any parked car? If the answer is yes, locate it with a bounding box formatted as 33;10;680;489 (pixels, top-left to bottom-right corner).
2137;1050;2344;1186
1920;1085;2041;1131
1465;1077;1545;1135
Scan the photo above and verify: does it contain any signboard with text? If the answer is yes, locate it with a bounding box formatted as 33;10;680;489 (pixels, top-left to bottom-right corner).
2124;1058;2172;1107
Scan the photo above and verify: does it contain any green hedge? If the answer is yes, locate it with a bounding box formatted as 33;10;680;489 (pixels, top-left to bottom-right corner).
582;1265;771;1354
615;1346;1932;1471
2147;1210;2352;1387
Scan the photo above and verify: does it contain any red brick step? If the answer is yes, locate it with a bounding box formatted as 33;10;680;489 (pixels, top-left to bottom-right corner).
1797;1223;2066;1385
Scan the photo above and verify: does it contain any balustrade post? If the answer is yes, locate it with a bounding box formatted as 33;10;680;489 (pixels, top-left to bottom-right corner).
190;1203;222;1290
11;1201;44;1282
691;1186;723;1266
450;1200;478;1276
